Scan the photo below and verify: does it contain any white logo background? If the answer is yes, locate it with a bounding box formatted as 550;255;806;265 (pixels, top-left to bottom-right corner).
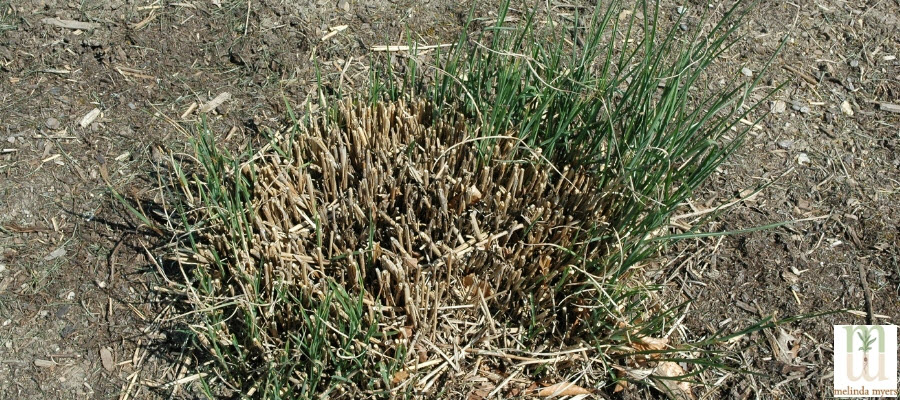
834;325;898;397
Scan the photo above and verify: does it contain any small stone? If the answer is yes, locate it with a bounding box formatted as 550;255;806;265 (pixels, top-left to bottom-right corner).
0;263;5;273
776;139;794;149
677;6;686;14
800;106;810;114
45;117;60;130
679;23;688;31
772;100;786;113
797;153;810;166
338;0;349;11
840;100;854;116
850;59;859;68
791;103;802;111
741;67;753;77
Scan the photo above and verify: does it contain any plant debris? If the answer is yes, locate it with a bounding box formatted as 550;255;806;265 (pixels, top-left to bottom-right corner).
174;99;616;396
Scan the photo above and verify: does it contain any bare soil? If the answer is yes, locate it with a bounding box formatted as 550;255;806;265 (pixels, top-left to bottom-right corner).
0;0;897;399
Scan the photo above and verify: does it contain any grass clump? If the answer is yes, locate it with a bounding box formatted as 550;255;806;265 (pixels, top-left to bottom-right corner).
157;0;781;398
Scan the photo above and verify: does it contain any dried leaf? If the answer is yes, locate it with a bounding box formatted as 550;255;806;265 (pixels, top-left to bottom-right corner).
391;370;409;386
634;336;668;351
100;347;115;371
537;382;591;397
467;385;493;400
622;366;654;380
43;247;66;261
773;328;798;364
400;326;413;339
653;361;694;400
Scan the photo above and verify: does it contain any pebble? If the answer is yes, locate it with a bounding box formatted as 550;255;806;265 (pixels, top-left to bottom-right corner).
338;0;349;11
45;117;60;130
677;6;686;14
741;67;753;77
679;23;688;31
777;139;794;149
841;100;854;116
850;59;859;68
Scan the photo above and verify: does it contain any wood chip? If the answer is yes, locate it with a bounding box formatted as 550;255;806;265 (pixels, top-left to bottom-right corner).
321;25;348;41
160;373;208;388
130;12;157;30
42;17;99;31
34;359;56;368
781;65;817;85
879;102;900;114
180;102;198;119
80;108;101;128
114;65;154;80
43;247;66;261
199;92;231;113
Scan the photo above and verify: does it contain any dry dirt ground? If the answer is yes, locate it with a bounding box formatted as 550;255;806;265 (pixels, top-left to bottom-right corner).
0;0;898;399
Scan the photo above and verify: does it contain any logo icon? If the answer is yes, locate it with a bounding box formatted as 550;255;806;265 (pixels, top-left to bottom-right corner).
834;325;898;397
